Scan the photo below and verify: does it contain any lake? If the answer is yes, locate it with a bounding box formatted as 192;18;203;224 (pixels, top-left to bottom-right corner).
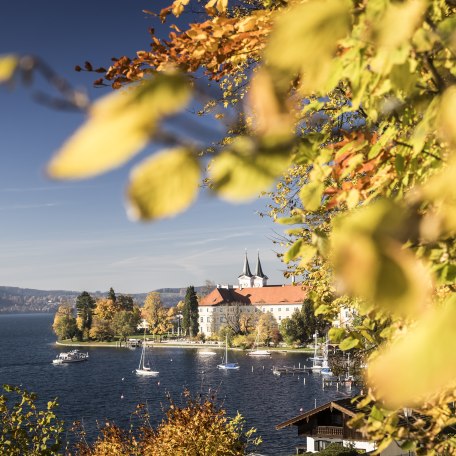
0;314;354;455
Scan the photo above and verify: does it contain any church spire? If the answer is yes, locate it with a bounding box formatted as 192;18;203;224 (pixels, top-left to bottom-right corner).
255;251;268;279
241;250;252;277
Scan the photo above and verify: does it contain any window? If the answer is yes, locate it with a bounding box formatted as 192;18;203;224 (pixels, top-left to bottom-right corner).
262;308;265;312
200;317;203;322
315;440;331;451
278;308;281;312
286;308;289;311
279;316;282;321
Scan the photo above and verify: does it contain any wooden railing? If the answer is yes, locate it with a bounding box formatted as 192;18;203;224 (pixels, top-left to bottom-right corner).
315;426;343;437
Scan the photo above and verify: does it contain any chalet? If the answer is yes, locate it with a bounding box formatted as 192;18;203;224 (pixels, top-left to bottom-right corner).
276;398;415;455
198;252;307;336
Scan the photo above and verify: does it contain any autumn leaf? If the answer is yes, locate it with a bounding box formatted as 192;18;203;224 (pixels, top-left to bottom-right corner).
0;54;18;83
209;136;293;201
47;73;191;179
127;147;200;221
367;296;456;408
265;0;350;93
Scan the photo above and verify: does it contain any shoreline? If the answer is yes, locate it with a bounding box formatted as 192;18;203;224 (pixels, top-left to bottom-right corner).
55;340;313;353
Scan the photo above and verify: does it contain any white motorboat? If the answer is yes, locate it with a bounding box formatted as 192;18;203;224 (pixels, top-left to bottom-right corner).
52;349;88;365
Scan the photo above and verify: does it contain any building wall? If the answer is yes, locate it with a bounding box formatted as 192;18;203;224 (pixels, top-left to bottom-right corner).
306;437;413;455
198;303;302;336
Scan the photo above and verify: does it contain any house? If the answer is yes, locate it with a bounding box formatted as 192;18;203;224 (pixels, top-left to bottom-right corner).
198;252;307;336
276;398;415;455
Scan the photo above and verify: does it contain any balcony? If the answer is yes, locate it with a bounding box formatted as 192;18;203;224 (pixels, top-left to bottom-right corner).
314;426;343;437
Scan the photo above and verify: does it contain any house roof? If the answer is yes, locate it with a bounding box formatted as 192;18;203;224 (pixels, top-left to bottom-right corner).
199;285;307;307
276;397;360;430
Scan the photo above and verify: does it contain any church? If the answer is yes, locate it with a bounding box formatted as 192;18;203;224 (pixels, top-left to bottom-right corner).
198;252;307;336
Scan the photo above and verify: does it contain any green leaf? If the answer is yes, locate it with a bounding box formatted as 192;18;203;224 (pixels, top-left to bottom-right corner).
328;327;345;343
265;0;351;93
276;215;304;225
210;136;292;201
48;73;191;179
298;244;317;268
0;54;18;83
127;147;200;221
438;86;456;147
283;239;303;263
331;200;431;317
339;336;360;351
299;181;324;211
367;296;456;408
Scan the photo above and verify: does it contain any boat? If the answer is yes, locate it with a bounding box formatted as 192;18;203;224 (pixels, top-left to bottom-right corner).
52;349;88;365
217;335;240;370
248;328;271;356
310;332;323;372
320;336;333;376
136;328;159;376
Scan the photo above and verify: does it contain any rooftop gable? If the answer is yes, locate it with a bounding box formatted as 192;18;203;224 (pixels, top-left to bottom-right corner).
199;285;306;306
276;398;359;430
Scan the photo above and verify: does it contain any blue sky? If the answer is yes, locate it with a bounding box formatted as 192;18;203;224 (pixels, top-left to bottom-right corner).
0;1;288;293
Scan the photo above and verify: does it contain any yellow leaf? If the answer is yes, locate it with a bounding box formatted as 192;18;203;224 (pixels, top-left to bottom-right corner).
376;0;427;50
247;68;292;137
172;0;190;17
438;86;456;147
299;181;324;211
0;54;18;83
367;296;456;408
331;200;432;317
127;148;200;221
209;136;292;201
371;0;427;73
48;73;191;180
205;0;227;14
265;0;350;93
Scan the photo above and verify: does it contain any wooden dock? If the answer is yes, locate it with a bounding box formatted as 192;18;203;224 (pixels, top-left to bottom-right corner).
272;365;312;376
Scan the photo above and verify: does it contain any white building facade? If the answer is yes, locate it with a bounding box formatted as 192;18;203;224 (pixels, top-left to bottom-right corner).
198;252;306;336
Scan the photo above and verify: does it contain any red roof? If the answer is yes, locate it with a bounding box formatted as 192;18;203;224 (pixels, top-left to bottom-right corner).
199;285;307;307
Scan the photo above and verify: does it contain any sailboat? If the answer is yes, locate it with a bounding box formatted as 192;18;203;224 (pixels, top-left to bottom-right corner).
310;331;324;372
136;328;159;376
217;335;240;370
248;328;271;356
320;335;333;376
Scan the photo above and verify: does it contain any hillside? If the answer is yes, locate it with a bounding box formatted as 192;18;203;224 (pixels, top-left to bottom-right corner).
0;286;206;313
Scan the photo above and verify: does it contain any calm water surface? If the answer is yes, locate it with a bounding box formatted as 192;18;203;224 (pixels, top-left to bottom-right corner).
0;314;354;455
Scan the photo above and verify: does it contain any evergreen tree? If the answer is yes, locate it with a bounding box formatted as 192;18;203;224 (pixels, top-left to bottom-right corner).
75;291;96;337
183;286;199;337
117;294;134;312
108;287;116;303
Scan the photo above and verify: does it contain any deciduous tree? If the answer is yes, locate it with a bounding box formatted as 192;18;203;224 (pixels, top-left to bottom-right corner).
142;292;173;339
52;305;77;341
112;308;141;342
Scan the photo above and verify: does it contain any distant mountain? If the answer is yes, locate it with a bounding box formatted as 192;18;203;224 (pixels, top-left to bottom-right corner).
0;286;207;313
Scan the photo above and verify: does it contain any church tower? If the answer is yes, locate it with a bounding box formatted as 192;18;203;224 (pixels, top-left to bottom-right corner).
253;251;268;287
238;251;253;288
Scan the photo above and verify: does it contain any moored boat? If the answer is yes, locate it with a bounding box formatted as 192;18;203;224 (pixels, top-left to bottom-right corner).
52;349;88;365
217;335;240;370
136;328;159;376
